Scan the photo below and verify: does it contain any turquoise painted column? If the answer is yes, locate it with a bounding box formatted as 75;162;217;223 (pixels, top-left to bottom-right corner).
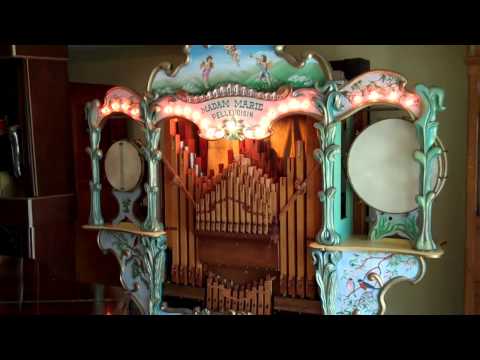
314;81;342;245
140;98;163;232
142;235;168;314
85;100;104;225
312;250;341;315
414;85;446;251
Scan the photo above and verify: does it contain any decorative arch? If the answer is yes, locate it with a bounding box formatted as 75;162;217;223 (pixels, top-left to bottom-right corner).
333;70;422;121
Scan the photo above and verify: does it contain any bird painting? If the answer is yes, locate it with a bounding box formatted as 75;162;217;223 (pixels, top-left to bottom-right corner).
346;278;355;293
358;279;380;291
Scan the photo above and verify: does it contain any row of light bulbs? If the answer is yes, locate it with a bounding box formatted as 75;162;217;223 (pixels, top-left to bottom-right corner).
100;98;141;119
350;87;419;110
98;88;418;139
159;98;313;140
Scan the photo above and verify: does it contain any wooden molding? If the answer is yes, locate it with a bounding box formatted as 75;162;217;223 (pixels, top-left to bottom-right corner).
309;236;444;259
83;223;166;238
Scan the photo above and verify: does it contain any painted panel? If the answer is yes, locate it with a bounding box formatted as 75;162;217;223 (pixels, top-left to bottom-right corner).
149;45;330;96
335;251;423;315
98;230;167;315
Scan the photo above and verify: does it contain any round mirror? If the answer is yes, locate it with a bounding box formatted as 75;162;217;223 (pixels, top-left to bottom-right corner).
104;140;144;192
347;118;440;214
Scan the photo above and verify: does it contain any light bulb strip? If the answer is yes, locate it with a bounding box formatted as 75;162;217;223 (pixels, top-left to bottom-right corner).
153;89;320;141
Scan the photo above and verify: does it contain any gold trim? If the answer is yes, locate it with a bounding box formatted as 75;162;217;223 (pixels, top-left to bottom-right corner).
378;256;426;315
274;45;334;81
146;45;334;93
83;222;166;238
367;272;384;288
308;236;444;259
147;45;192;92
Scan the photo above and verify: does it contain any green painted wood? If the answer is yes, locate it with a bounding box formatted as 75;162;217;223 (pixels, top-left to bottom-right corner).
413;85;446;251
85;100;104;225
314;81;342;245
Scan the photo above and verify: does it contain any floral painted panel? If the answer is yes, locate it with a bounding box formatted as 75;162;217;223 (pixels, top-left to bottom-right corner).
149;45;329;96
98;230;150;314
335;251;422;315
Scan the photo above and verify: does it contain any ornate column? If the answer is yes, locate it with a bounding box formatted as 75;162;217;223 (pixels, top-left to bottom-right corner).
312;250;341;315
140;98;163;232
314;81;342;246
85;100;104;225
414;85;446;251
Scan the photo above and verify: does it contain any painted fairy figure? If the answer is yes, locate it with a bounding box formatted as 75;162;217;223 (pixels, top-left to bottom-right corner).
200;56;214;88
251;54;273;86
224;45;240;65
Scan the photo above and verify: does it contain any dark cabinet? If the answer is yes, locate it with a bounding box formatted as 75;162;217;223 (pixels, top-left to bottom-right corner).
0;46;75;280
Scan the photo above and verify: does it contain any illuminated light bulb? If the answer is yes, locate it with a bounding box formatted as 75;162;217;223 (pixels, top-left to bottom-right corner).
255;126;267;139
387;90;400;102
215;129;225;138
174;106;183;116
101;106;111;115
130;107;140;117
192;111;201;121
301;100;310;110
268;109;277;120
289;99;300;110
403;96;415;108
352;95;363;106
244;129;254;138
279;103;288;113
200;118;210;129
154;105;162;113
367;90;381;102
111;101;121;112
206;127;216;139
260;117;269;128
121;101;131;112
183;106;192;117
226;120;237;132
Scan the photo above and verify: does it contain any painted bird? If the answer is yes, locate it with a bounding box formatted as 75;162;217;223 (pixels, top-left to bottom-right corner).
346;278;355;293
358;279;379;291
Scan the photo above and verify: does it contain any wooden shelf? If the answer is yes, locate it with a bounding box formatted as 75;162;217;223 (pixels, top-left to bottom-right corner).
308;235;444;259
273;296;322;315
82;222;166;238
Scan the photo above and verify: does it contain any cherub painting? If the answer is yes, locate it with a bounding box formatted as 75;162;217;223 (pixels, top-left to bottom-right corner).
251;54;273;86
200;56;214;88
224;45;240;65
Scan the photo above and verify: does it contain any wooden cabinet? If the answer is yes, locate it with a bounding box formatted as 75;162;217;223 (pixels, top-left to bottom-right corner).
465;45;480;314
0;46;75;280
